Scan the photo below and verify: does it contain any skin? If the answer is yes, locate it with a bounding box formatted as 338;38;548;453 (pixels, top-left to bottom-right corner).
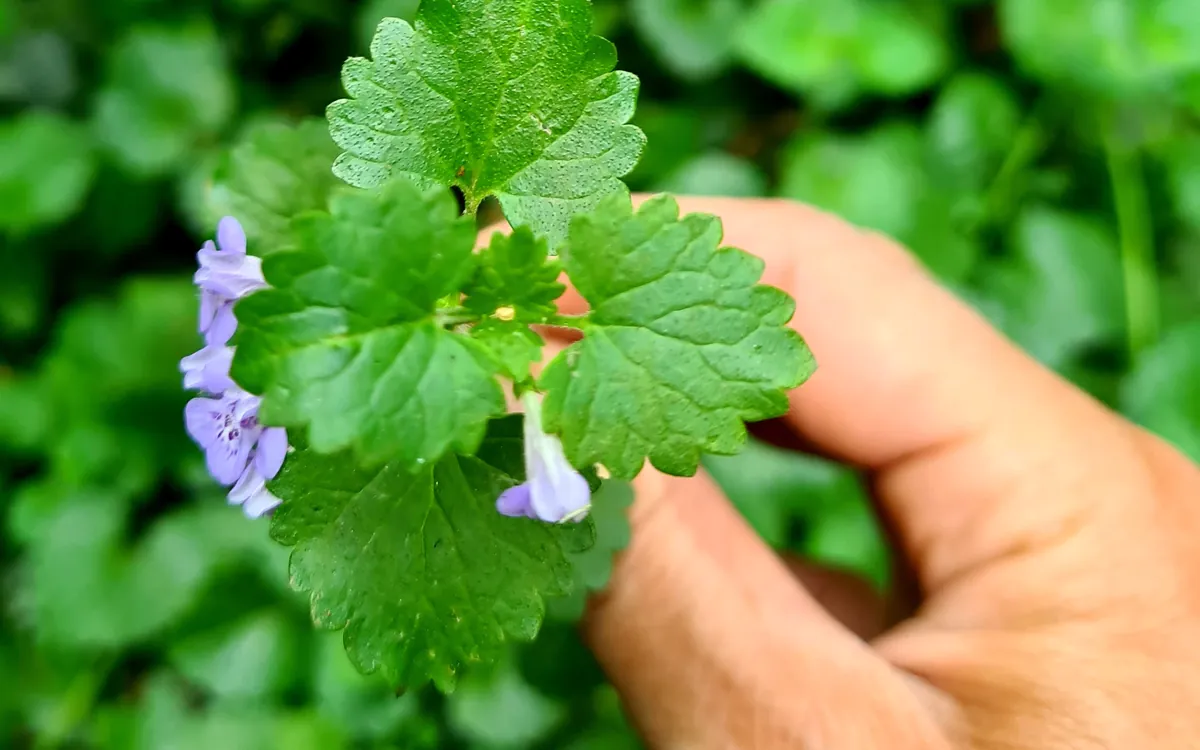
493;196;1200;749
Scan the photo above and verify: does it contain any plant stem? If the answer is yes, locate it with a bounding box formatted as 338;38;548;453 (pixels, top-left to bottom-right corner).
1104;131;1159;362
36;655;115;750
543;313;590;330
975;105;1048;231
434;306;479;327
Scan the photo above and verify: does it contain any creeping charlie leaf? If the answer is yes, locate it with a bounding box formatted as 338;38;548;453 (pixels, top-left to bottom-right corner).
327;1;646;248
270;417;595;692
464;227;565;321
232;176;505;469
541;194;816;479
205;118;342;253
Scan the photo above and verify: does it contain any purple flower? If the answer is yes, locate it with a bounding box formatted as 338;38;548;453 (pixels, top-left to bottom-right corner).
179;344;235;394
195;217;265;343
181;216;290;519
496;392;591;523
185;392;262;485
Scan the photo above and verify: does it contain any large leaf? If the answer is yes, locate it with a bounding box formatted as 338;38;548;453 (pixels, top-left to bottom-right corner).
541;194;815;479
735;0;949;109
204;118;343;252
0;110;95;234
327;1;646;248
1121;321;1200;464
629;0;743;81
1000;0;1200;99
91;23;234;176
268;419;595;692
232;176;505;469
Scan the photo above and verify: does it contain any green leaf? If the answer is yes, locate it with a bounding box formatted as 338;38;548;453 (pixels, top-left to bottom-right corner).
312;633;439;743
655;151;768;198
704;438;854;546
779;123;978;281
93;675;348;750
1163;137;1200;232
972;206;1124;369
92;23;234;176
547;479;633;621
734;0;949;109
327;3;646;248
205;118;342;252
268;426;593;692
1000;0;1200;99
355;0;421;51
18;492;279;650
463;227;565;321
446;652;567;747
169;611;304;703
471;320;545;383
232;176;504;468
0;110;95;234
803;499;890;588
629;0;743;81
1121;321;1200;464
925;72;1022;193
541;194;815;480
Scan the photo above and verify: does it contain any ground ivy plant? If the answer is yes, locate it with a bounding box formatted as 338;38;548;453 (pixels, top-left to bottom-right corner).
181;0;816;692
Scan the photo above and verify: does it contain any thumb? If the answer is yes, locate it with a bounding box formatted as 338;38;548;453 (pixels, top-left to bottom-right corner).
581;466;948;748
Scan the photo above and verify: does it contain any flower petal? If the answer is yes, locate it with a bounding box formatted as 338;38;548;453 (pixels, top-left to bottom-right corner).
255;427;288;479
206;415;252;485
529;466;591;523
217;216;247;255
180;345;235;394
228;463;262;505
184;397;225;448
205;302;238;347
496;483;536;518
243;486;282;518
199;289;220;334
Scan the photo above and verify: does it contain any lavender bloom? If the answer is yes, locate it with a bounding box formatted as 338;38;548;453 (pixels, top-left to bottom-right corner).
496;392;591;523
179;344;235;394
194;217;265;342
181;216;290;519
185;392;262;485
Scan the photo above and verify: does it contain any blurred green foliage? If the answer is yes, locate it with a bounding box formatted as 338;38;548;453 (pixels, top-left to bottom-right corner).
2;0;1199;746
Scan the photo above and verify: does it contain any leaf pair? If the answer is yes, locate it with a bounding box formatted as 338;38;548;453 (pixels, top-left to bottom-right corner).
233;179;815;481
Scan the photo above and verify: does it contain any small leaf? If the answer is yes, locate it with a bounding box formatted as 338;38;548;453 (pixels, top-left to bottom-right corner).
471;320;545;383
205;118;342;252
1121;321;1200;464
169;611;304;702
1000;0;1200;99
268;430;592;692
779;123;978;281
463;227;565;321
0;110;95;234
735;0;948;109
547;479;633;621
232;176;505;469
327;2;646;248
446;652;566;746
973;206;1124;369
925;72;1022;192
541;194;815;479
91;23;234;177
629;0;743;81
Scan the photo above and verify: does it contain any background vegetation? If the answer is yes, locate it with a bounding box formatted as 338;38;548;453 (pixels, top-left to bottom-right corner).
3;0;1199;746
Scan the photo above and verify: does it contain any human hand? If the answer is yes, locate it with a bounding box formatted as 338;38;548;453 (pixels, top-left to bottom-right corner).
537;197;1200;749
